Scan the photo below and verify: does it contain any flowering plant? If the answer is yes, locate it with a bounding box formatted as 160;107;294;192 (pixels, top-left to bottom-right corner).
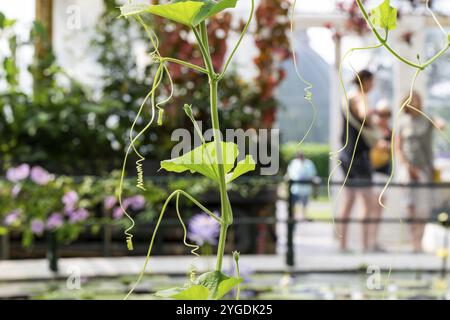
0;166;155;247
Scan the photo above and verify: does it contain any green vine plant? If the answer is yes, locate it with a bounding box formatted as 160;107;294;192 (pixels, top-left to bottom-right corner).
329;0;450;296
289;0;317;146
117;0;256;300
331;0;450;206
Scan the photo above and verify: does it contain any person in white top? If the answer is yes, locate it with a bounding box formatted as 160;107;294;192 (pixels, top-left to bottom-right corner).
287;152;317;219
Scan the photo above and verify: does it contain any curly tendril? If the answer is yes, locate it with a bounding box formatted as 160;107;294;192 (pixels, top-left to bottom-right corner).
118;14;176;250
290;0;317;146
124;189;222;300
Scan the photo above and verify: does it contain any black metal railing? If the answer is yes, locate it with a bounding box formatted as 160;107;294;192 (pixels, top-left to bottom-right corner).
1;177;450;274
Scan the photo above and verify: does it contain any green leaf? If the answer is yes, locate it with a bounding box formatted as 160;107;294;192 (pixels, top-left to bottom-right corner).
191;0;238;26
226;155;256;183
196;271;242;299
0;13;15;30
160;141;238;182
370;0;397;31
161;141;256;183
216;277;242;300
156;285;209;300
120;0;238;27
0;227;8;236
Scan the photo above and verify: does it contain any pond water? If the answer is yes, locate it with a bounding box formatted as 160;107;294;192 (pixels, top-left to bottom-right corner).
1;272;449;300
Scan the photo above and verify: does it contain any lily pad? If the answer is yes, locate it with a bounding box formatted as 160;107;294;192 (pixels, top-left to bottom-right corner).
120;0;238;27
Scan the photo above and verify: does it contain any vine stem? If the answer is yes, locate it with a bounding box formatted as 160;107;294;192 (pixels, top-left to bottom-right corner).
194;22;233;273
355;0;449;70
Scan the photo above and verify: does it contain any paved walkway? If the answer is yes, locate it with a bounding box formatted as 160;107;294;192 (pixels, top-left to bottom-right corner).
0;252;443;282
0;199;446;282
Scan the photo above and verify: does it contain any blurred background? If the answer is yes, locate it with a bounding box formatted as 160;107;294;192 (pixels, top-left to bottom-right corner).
1;0;450;300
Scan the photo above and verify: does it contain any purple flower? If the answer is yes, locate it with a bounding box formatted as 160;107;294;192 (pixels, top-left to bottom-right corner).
103;196;117;210
62;191;79;212
4;210;21;227
123;195;145;211
47;213;63;230
31;219;45;235
68;208;89;223
6;164;30;183
11;185;22;198
30;166;52;185
112;207;124;220
187;212;220;246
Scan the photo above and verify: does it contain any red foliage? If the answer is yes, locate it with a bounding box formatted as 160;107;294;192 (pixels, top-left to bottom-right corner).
335;0;369;35
253;0;291;127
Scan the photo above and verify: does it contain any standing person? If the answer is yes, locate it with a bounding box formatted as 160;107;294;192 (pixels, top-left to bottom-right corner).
337;69;380;252
369;100;393;251
396;91;444;253
287;151;317;220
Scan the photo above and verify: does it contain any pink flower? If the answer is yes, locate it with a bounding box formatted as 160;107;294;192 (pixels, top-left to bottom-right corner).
69;208;89;223
47;213;63;230
188;212;220;246
4;209;21;226
6;164;30;183
31;219;45;235
123;195;145;211
62;191;79;212
112;207;124;220
30;166;52;185
11;185;22;198
103;196;117;210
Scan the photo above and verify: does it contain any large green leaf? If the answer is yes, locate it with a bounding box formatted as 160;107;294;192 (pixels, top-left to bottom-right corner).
196;271;242;299
155;271;241;300
161;141;255;183
226;155;256;183
120;0;238;27
155;285;209;300
370;0;397;31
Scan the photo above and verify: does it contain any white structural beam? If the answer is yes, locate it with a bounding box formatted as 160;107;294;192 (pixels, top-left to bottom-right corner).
294;13;450;30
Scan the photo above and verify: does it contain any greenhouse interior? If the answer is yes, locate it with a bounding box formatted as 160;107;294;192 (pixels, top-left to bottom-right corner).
1;0;450;304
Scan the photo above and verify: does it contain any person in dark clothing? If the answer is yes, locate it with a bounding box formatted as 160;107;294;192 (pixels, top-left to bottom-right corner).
337;69;380;252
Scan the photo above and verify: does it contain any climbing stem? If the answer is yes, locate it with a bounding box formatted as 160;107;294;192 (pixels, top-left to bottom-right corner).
355;0;449;70
162;57;208;74
194;24;233;273
216;224;229;272
209;68;233;273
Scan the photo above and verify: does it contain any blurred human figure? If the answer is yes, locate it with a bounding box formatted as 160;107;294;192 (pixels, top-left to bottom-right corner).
287;151;317;220
369;99;393;251
337;69;380;252
371;100;392;176
396;91;445;253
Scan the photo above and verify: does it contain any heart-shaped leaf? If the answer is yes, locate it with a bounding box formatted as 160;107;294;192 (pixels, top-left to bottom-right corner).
155;285;209;300
120;0;238;27
370;0;397;31
226;155;256;183
155;271;242;300
161;141;255;183
196;271;242;299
